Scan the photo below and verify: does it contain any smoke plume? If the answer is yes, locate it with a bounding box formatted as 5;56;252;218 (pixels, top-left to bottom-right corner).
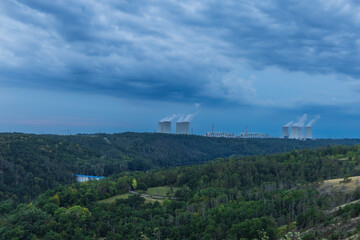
160;114;179;122
183;112;198;122
292;114;307;127
306;115;320;127
284;121;293;127
177;112;198;122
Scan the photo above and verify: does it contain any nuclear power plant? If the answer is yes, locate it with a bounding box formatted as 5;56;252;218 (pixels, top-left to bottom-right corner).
282;114;320;140
289;126;296;139
282;126;289;138
290;126;303;139
158;113;196;134
304;126;312;139
158;121;172;134
158;113;320;139
176;122;190;135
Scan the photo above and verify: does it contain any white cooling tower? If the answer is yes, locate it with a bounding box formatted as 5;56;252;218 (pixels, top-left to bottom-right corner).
176;122;190;134
158;121;172;134
304;126;312;139
290;126;297;139
282;126;289;138
290;126;303;139
296;126;303;139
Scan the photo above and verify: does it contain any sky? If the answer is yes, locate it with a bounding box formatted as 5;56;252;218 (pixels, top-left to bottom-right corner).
1;0;360;138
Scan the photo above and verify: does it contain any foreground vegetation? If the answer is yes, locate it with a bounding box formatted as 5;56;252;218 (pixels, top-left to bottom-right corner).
2;145;360;239
1;132;360;202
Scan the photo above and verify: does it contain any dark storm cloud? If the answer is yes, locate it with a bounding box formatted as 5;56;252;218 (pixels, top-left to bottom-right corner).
1;0;360;105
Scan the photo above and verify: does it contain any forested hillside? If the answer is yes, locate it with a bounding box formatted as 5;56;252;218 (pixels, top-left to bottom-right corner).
2;145;360;239
61;132;360;169
1;132;360;202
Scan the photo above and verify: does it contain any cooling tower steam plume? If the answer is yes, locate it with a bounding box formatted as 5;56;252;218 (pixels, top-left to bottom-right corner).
284;121;293;127
160;114;179;122
177;112;198;122
183;112;198;122
306;115;320;127
293;114;307;127
177;114;185;122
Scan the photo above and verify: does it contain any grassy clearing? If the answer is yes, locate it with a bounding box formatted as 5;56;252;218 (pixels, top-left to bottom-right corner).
99;192;166;204
318;176;360;194
143;186;179;197
143;197;164;203
98;193;131;204
99;186;179;204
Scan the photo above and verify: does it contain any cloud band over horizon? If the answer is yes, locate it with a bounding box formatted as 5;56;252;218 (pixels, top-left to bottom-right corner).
1;0;360;136
1;0;360;108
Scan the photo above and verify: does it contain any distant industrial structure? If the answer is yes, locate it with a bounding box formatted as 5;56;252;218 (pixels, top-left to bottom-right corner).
75;174;106;183
282;126;290;138
158;113;320;140
282;114;320;140
204;132;235;138
204;124;235;138
176;122;190;135
158;113;195;135
290;126;303;139
304;126;312;139
237;124;271;139
204;124;271;139
237;132;270;139
158;121;172;134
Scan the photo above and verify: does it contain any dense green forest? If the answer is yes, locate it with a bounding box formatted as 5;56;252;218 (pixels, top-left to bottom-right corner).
60;132;360;169
1;132;360;202
2;144;360;239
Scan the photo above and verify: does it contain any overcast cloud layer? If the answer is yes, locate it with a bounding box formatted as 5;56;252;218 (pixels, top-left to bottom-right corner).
1;0;360;136
2;0;360;105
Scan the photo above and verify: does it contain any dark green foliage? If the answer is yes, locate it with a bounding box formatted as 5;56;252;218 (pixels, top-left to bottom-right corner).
0;204;50;240
356;222;360;232
1;132;360;202
2;145;360;238
302;232;316;240
230;217;276;239
0;133;101;202
336;201;360;219
2;134;360;239
62;132;360;169
0;201;13;215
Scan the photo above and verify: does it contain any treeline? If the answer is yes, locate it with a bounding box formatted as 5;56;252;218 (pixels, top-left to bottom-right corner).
2;145;360;239
0;134;96;202
1;132;360;202
61;132;360;169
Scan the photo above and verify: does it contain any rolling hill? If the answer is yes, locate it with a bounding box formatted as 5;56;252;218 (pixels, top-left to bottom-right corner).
1;132;360;202
2;144;360;239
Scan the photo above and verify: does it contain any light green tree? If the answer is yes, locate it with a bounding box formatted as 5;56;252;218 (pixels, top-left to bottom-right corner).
132;178;137;190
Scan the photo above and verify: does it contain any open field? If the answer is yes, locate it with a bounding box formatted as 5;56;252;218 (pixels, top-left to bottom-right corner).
98;186;180;204
142;197;165;203
318;176;360;194
99;193;165;204
139;186;180;197
98;193;131;204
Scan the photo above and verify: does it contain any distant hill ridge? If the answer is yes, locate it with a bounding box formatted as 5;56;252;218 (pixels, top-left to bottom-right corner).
3;141;360;239
57;132;360;167
1;132;360;202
